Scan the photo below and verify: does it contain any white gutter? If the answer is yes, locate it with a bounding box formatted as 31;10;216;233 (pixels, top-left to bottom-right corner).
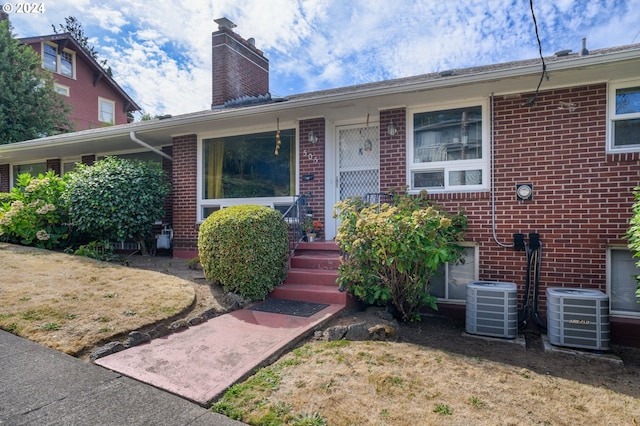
129;131;173;161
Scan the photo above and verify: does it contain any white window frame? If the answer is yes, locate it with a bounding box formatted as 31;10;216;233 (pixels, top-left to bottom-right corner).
407;99;490;193
607;246;640;318
98;97;116;124
196;125;299;222
431;242;479;304
54;83;70;96
42;42;76;78
607;79;640;153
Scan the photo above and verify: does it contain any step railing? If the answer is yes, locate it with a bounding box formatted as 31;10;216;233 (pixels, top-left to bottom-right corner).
281;194;310;256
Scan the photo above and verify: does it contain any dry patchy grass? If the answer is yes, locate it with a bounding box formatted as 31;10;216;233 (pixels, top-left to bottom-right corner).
0;243;195;355
213;339;640;425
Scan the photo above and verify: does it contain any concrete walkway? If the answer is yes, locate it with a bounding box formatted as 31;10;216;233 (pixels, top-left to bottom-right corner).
95;304;343;406
0;329;243;426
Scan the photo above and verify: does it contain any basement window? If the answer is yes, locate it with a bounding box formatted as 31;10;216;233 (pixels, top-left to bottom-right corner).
607;247;640;318
608;81;640;152
430;244;479;303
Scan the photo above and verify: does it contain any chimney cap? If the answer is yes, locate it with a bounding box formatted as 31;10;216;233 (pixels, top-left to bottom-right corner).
214;17;237;30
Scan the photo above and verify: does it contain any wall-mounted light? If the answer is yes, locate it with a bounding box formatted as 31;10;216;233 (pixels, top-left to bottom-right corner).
308;131;318;144
387;121;398;136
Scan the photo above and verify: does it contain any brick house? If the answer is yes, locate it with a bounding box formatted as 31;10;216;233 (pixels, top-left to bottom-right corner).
19;33;140;131
1;19;639;345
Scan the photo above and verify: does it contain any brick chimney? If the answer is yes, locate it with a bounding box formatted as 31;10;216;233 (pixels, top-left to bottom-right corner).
212;17;269;108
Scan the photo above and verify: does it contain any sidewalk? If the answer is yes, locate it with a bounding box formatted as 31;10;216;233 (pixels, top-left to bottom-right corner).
0;329;244;425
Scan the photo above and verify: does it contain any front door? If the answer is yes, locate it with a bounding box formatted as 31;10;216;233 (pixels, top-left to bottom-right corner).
337;124;380;201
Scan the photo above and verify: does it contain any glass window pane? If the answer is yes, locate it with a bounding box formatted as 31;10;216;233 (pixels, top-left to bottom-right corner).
203;129;296;199
610;250;640;313
99;99;114;123
43;44;57;71
60;51;73;77
13;163;47;186
413;170;444;188
448;247;476;300
616;86;640;114
449;170;482;186
413;106;482;163
613;119;640;147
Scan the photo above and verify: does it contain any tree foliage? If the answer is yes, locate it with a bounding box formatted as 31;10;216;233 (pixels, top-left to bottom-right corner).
334;191;467;322
626;187;640;300
62;157;170;253
198;205;289;301
53;16;112;76
0;21;72;144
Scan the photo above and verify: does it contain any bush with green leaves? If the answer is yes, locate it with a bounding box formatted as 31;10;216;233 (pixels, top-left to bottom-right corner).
0;171;70;249
334;191;467;322
198;204;289;301
626;187;640;301
62;157;170;253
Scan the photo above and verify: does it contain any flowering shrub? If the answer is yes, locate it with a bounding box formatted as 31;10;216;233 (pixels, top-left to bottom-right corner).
626;187;640;300
334;191;467;322
0;171;70;249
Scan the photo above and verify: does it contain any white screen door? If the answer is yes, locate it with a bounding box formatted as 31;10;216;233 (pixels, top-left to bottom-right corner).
337;124;380;201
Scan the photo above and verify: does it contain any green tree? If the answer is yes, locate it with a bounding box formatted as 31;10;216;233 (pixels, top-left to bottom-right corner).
0;20;72;144
62;157;170;254
53;16;112;76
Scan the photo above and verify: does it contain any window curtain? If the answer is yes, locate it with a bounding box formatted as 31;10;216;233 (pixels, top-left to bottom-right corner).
206;139;224;199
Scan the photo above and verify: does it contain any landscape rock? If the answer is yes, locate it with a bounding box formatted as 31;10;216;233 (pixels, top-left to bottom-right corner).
344;322;369;341
123;331;150;348
90;341;124;362
168;319;189;332
324;325;348;341
187;316;204;326
368;323;397;340
225;292;250;310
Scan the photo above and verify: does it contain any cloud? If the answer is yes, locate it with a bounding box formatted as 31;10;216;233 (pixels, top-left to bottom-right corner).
7;0;640;116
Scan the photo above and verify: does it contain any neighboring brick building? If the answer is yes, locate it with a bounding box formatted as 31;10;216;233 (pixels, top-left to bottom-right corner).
19;33;140;131
1;19;639;345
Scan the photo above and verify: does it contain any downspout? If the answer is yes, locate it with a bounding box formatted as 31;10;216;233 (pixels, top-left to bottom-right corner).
129;131;173;161
490;93;513;248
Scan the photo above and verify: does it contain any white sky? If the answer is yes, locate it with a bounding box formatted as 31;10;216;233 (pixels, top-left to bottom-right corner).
7;0;640;117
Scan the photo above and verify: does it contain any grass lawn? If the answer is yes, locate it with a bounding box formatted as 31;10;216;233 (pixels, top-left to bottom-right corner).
0;243;195;356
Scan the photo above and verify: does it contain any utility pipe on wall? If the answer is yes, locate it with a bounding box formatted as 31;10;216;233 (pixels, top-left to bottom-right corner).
490;93;513;248
129;131;173;161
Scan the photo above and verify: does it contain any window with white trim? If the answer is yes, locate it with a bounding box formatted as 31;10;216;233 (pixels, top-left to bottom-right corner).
430;244;479;302
607;247;640;317
42;42;75;78
98;98;115;124
608;80;640;151
409;102;489;192
12;162;47;187
54;83;70;96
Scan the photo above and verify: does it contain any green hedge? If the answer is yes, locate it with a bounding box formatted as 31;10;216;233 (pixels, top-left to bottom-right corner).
198;205;289;301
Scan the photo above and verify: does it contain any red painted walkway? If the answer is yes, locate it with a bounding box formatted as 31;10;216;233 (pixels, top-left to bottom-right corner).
96;304;343;406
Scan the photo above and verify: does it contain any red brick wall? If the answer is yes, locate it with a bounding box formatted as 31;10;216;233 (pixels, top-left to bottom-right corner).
171;134;198;258
299;118;326;233
46;158;61;175
427;84;640;337
380;108;407;192
0;164;9;193
162;146;174;226
211;28;269;107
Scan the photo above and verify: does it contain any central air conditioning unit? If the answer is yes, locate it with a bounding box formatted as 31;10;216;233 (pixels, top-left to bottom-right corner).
466;281;518;339
546;288;610;351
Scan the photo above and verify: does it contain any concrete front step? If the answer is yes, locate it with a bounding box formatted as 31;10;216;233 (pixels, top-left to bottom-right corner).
270;283;348;305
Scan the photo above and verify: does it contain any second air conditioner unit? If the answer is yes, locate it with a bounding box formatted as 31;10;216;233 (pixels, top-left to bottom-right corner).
466;281;518;339
546;288;610;351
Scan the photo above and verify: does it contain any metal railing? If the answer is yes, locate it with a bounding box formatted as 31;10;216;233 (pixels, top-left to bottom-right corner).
281;194;310;256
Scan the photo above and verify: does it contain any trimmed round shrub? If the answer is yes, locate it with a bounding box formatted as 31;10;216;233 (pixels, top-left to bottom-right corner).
198;205;289;301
